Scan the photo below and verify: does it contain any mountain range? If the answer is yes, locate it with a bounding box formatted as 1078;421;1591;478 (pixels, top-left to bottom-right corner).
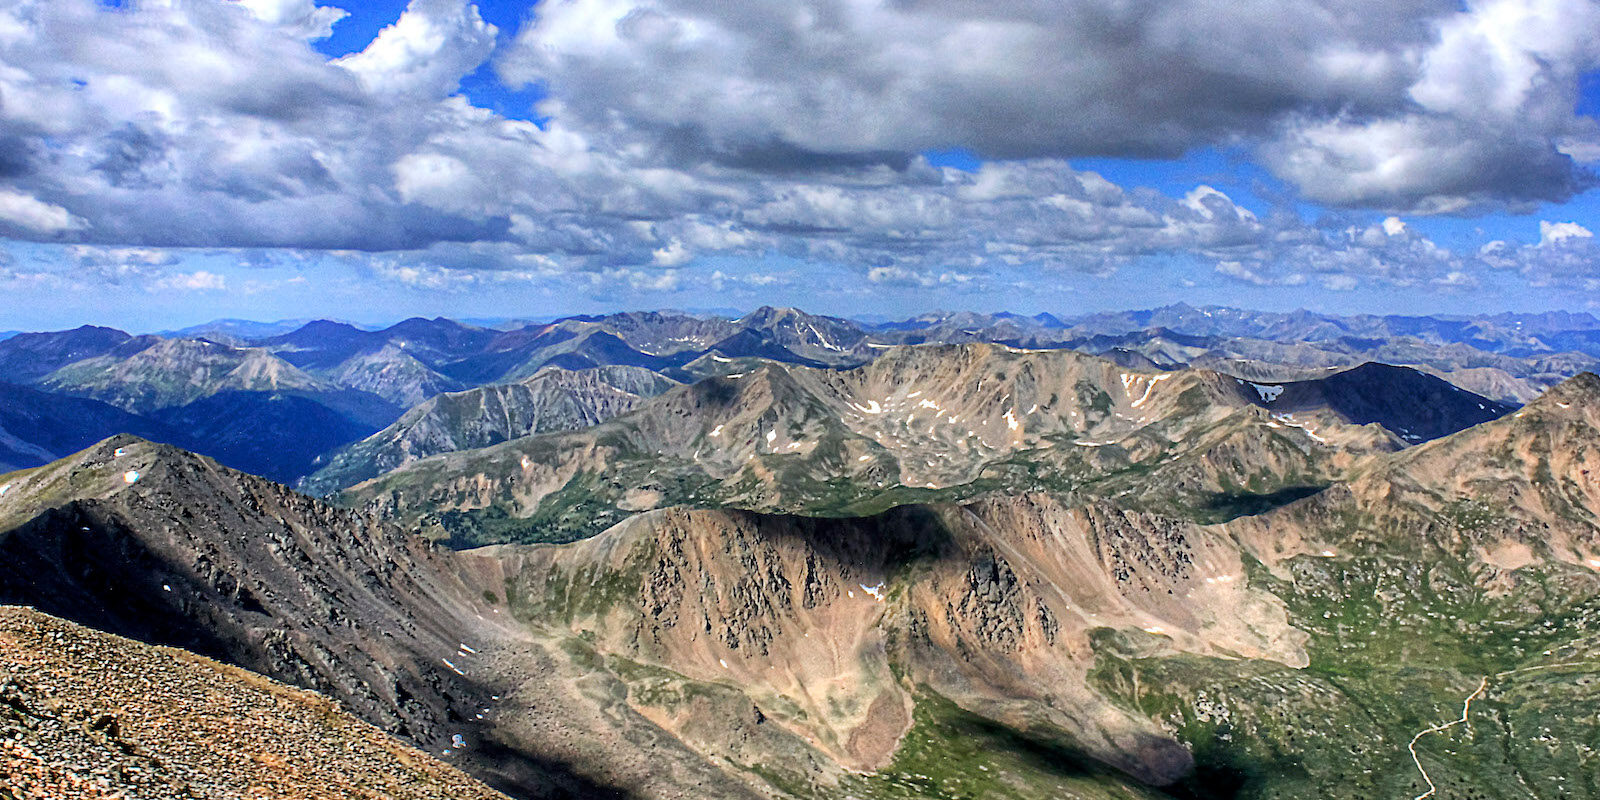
3;306;1600;797
0;362;1596;798
1;304;1591;486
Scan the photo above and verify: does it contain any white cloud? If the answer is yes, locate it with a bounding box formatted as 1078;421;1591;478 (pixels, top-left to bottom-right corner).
0;189;84;234
334;0;496;97
0;0;1592;300
237;0;349;39
152;270;227;291
1540;220;1594;245
651;239;692;267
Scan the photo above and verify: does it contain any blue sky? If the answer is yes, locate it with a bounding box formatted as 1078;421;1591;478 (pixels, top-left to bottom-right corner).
1;0;1598;331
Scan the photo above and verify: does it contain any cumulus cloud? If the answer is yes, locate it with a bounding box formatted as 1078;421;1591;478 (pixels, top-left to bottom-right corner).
236;0;349;39
1262;0;1600;212
504;0;1599;211
0;189;84;235
152;270;227;291
334;0;496;97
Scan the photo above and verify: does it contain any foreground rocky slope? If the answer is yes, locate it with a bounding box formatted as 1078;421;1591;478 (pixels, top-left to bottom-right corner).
0;606;511;800
0;438;848;799
0;437;628;798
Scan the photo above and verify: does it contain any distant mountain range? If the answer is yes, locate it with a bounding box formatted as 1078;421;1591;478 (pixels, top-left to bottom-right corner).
0;304;1592;486
341;344;1514;546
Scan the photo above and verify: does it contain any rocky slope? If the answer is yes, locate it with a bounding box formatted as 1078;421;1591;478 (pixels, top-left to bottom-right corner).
304;366;680;495
325;343;466;408
0;437;579;798
0;437;811;800
0;605;512;800
475;495;1302;796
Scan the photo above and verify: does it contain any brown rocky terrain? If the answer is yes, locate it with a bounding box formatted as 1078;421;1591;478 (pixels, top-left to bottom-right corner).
0;605;511;800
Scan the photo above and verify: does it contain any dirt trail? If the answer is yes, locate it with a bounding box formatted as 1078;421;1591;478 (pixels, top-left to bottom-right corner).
1407;676;1487;800
1406;660;1600;800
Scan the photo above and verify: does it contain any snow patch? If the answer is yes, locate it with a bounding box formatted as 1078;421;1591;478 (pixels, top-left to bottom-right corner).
1129;374;1170;408
860;582;885;601
113;447;127;458
0;484;9;497
459;643;477;655
452;734;466;749
442;658;466;676
122;470;141;484
1250;383;1283;402
709;424;724;437
1004;409;1019;432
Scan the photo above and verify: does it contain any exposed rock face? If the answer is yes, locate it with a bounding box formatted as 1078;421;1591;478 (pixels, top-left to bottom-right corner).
325;342;466;408
0;437;800;800
0;437;489;743
0;606;513;800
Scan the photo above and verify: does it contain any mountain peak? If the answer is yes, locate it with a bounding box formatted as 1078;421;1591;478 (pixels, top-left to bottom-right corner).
1524;371;1600;414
